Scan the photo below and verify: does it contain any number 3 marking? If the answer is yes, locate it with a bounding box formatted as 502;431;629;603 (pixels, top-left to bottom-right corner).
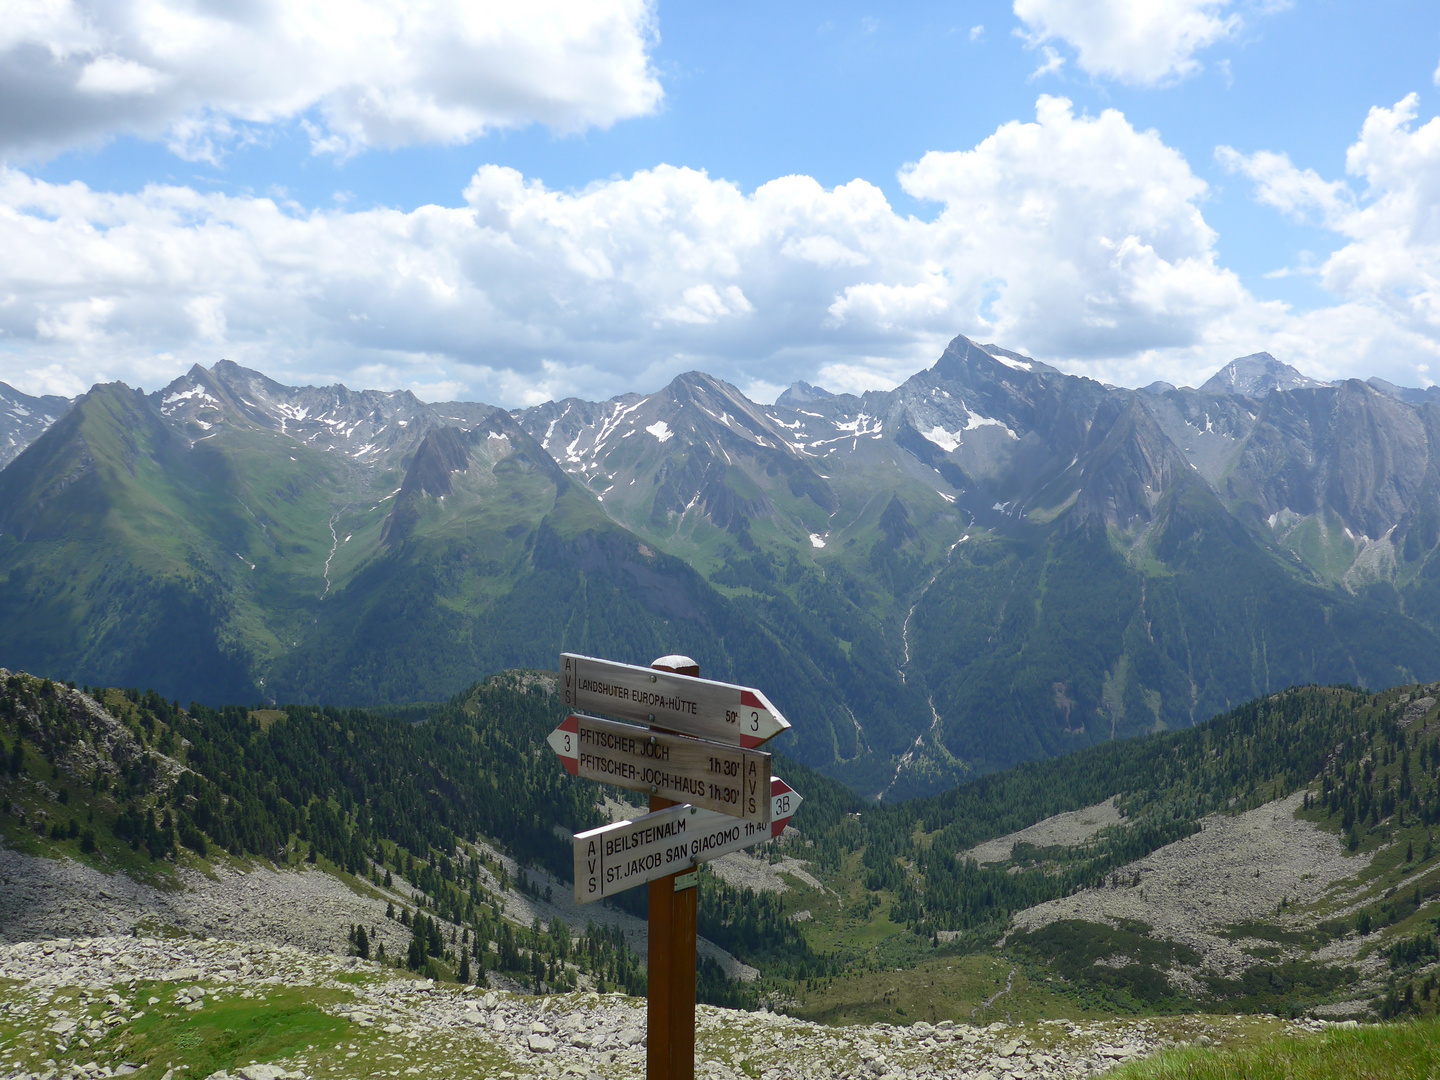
750;710;760;732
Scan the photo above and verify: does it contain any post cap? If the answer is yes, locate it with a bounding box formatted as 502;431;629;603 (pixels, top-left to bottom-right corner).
651;655;700;677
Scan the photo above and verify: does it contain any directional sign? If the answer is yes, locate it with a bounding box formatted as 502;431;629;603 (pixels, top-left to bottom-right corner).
573;777;803;904
547;714;772;822
559;653;789;749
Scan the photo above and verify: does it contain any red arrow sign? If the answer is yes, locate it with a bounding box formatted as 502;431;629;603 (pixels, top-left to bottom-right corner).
547;714;580;775
767;775;800;838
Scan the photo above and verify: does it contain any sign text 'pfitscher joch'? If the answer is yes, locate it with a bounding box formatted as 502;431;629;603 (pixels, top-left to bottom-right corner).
547;714;772;821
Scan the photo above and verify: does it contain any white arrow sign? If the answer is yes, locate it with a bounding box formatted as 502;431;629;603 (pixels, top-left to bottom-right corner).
559;653;790;748
572;777;802;904
547;714;772;822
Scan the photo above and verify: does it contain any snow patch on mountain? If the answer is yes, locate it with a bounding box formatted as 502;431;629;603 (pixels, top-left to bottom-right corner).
923;426;963;453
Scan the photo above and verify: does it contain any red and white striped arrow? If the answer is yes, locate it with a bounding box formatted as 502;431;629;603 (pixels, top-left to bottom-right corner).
547;714;580;775
765;775;802;837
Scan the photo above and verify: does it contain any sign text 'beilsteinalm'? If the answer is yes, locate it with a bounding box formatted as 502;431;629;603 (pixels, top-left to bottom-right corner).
572;778;802;903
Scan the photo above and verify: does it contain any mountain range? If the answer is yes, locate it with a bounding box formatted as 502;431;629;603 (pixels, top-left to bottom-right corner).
3;337;1440;797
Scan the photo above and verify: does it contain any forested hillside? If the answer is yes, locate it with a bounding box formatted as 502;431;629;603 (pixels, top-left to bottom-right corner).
0;668;810;1004
6;664;1440;1017
5;343;1440;799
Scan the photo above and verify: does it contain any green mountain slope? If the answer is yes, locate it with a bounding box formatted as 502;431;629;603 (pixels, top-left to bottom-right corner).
10;666;1440;1020
0;384;264;703
4;342;1440;796
267;416;924;790
908;482;1440;776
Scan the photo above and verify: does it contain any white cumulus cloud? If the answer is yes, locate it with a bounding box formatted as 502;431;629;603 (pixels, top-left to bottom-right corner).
5;94;1440;405
0;0;663;162
897;95;1253;365
1214;145;1353;223
0;95;1279;402
1221;94;1440;365
1014;0;1240;85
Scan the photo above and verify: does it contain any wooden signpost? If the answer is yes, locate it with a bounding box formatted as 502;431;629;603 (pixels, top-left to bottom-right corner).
550;652;799;1080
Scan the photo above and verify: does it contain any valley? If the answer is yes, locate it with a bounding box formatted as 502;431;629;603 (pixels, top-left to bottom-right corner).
3;340;1440;797
6;666;1440;1032
6;4;1439;1076
6;341;1440;1078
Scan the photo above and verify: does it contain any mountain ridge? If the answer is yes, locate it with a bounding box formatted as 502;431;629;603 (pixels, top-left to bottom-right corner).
3;336;1440;796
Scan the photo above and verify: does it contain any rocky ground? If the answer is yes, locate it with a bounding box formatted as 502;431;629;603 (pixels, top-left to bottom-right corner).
964;800;1125;867
0;842;756;987
705;850;825;896
0;850;411;963
0;935;1336;1080
1008;792;1377;983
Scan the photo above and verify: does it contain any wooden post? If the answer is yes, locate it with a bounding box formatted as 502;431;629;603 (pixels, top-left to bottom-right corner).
646;809;677;1080
671;859;698;1080
648;656;701;1080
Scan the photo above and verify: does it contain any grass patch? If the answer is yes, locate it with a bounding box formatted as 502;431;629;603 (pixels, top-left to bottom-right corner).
0;977;521;1080
117;986;351;1078
789;953;1109;1027
1006;919;1201;1013
1112;1017;1440;1080
248;710;287;731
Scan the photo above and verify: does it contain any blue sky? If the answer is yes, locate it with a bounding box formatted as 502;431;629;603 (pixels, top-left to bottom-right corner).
4;0;1440;405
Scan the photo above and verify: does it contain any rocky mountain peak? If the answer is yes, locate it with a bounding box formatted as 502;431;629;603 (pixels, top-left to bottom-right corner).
1366;376;1440;406
0;380;75;470
1199;353;1326;397
145;360;494;467
775;381;835;408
